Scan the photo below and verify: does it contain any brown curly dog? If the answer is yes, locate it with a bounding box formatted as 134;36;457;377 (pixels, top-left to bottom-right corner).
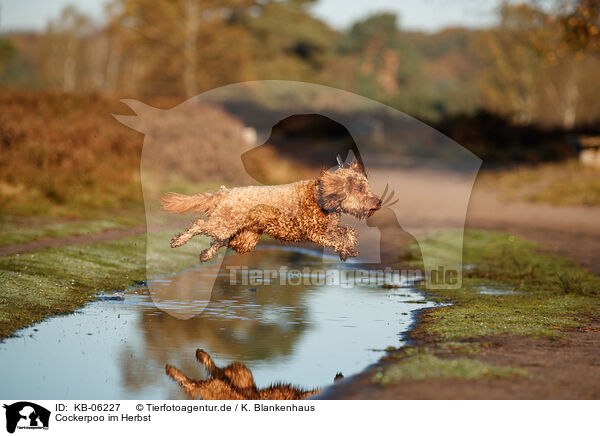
166;349;322;400
162;160;381;261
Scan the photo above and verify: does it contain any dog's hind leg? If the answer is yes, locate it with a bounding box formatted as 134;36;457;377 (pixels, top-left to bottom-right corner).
196;349;219;374
166;363;243;400
199;239;225;262
171;219;211;248
196;349;256;391
228;230;261;254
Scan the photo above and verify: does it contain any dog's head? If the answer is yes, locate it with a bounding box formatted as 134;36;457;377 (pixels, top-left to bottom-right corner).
316;160;381;219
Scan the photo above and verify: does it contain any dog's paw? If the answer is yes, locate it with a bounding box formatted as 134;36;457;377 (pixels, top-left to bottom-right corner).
170;234;185;248
339;225;358;246
338;247;359;261
345;225;358;239
195;349;211;366
165;364;185;382
199;250;215;262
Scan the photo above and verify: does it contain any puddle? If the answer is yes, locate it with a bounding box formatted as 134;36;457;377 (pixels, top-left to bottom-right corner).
476;286;522;295
0;247;436;399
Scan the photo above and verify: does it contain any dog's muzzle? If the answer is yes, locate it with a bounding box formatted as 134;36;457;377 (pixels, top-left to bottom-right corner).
367;199;382;217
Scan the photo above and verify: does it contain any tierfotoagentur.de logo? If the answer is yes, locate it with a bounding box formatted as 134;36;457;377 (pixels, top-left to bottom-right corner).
2;402;50;434
114;80;481;320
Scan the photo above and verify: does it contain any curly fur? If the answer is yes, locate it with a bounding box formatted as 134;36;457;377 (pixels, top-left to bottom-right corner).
162;161;381;261
166;349;322;400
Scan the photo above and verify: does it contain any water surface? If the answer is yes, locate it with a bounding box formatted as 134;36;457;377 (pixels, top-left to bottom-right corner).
0;247;434;399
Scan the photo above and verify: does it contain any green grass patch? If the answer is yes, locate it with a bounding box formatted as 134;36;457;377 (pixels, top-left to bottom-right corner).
479;160;600;207
373;353;527;385
434;341;483;355
0;213;145;247
416;230;600;340
0;230;205;339
372;230;599;384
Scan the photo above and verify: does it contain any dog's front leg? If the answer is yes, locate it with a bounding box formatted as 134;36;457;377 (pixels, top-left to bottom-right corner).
308;225;358;261
196;349;219;375
337;225;359;260
333;229;359;261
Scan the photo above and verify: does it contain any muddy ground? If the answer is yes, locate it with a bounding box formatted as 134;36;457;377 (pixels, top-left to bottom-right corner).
317;315;600;399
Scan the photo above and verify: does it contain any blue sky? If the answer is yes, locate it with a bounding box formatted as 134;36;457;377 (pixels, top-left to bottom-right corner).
0;0;500;32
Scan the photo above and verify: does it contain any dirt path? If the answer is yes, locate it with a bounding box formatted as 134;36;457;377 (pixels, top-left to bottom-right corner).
467;182;600;274
370;168;600;274
0;225;148;256
317;316;600;399
2;169;598;272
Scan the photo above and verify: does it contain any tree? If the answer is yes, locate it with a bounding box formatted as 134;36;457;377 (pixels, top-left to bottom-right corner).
478;2;599;128
477;4;544;124
560;0;600;54
108;0;256;97
38;6;93;92
246;0;336;81
330;13;426;115
0;39;16;74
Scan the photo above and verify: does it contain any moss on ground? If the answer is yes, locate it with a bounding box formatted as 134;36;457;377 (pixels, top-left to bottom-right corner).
0;213;145;246
0;230;205;338
373;353;527;385
479;160;600;207
418;230;599;340
373;229;600;383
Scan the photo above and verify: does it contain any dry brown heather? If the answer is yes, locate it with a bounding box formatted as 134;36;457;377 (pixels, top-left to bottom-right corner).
0;91;262;217
0;91;143;216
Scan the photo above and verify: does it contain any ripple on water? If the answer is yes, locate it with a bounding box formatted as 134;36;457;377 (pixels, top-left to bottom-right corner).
476;286;522;295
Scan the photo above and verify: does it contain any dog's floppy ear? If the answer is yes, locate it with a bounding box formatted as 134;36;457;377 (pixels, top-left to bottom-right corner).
316;170;346;211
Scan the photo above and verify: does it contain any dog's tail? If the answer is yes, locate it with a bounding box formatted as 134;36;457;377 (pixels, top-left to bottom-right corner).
161;187;227;215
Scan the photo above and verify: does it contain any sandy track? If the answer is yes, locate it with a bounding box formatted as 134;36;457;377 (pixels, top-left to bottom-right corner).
371;168;600;273
0;225;148;257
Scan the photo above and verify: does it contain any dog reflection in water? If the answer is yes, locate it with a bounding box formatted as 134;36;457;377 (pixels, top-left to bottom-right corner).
166;349;342;400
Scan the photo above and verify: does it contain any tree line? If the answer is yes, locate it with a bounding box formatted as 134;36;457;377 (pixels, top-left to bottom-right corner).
1;0;599;128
